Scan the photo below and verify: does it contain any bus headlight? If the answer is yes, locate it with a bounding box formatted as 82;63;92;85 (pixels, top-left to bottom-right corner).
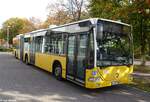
88;77;101;82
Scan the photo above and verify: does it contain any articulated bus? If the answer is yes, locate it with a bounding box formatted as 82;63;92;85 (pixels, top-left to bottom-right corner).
13;18;133;89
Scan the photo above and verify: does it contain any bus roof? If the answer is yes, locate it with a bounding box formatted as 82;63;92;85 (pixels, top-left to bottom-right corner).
16;34;23;38
48;18;96;29
28;29;48;37
15;18;130;38
29;29;48;34
99;18;131;26
48;18;131;30
24;33;30;38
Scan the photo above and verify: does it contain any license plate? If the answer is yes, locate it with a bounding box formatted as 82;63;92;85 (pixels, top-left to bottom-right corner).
111;81;119;85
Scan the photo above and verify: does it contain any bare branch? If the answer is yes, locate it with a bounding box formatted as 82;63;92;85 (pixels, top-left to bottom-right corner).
46;0;87;22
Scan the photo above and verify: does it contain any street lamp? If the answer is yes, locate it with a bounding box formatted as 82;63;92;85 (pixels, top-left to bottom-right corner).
7;26;10;49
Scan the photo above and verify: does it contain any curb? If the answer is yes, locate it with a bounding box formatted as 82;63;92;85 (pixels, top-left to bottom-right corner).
132;72;150;77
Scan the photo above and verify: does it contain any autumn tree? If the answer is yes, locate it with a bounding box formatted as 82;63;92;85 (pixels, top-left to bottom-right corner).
1;17;37;44
1;18;24;44
45;0;71;26
124;0;150;65
0;29;4;39
62;0;86;21
19;18;36;33
44;9;71;27
89;0;131;21
29;17;44;29
89;0;150;65
45;0;89;27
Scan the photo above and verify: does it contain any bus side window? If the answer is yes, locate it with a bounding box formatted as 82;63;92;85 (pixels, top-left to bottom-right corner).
49;35;56;54
45;33;67;55
35;36;43;52
55;33;66;55
57;34;64;55
44;36;50;53
63;34;67;54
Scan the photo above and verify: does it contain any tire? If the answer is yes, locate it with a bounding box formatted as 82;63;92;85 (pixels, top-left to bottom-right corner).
54;66;62;80
15;52;16;58
25;56;28;65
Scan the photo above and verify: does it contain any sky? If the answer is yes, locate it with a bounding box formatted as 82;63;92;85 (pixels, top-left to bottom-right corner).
0;0;53;27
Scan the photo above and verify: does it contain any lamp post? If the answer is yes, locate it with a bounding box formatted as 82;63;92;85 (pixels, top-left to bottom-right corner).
7;26;10;49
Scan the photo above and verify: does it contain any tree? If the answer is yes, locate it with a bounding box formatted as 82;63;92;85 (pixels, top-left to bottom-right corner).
1;17;37;44
44;0;71;27
19;18;36;33
46;0;88;25
127;0;150;65
89;0;150;65
0;29;4;39
1;18;24;44
29;17;44;29
89;0;130;21
63;0;85;21
44;9;71;26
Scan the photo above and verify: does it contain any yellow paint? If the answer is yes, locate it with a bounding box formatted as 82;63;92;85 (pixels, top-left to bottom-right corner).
35;53;66;79
28;52;30;63
13;49;18;58
17;49;20;59
85;66;133;89
14;49;20;59
13;49;16;55
23;52;25;61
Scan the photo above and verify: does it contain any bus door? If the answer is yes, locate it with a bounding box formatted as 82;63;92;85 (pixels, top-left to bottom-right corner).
30;37;36;64
67;34;88;84
67;35;76;79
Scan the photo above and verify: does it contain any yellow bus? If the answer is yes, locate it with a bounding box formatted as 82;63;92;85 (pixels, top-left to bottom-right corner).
13;18;133;89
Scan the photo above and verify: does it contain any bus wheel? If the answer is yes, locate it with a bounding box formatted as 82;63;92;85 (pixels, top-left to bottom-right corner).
54;66;62;80
15;52;16;58
25;56;28;65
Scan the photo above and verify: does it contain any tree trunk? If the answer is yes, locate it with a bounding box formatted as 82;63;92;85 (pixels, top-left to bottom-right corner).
140;16;146;66
148;43;150;56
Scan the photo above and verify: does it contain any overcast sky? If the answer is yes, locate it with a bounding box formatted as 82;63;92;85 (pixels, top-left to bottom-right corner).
0;0;52;27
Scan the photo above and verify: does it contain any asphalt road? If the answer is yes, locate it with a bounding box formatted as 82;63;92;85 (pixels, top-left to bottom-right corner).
0;52;150;102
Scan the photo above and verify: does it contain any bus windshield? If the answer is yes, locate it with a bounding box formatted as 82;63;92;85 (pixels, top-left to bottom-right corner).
96;21;133;67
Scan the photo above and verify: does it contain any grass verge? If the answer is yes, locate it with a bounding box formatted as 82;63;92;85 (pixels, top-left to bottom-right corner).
129;77;150;92
129;65;150;92
134;65;150;73
0;46;12;52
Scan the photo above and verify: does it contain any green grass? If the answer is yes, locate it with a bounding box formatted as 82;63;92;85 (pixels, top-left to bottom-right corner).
130;77;150;92
129;65;150;92
0;46;12;52
134;65;150;73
